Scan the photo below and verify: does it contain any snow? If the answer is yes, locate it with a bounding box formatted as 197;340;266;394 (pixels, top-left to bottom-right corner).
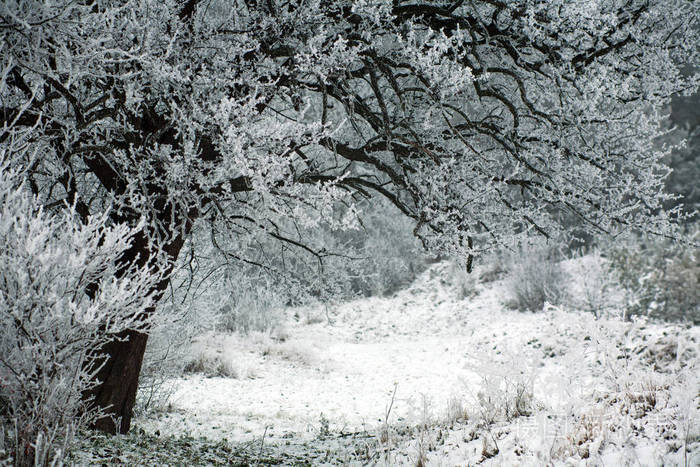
135;259;699;465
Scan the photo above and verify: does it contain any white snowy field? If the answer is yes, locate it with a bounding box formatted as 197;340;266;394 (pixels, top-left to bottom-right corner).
85;259;699;466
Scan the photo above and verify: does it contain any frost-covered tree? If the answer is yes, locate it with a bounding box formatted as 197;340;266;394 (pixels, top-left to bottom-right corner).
1;0;698;433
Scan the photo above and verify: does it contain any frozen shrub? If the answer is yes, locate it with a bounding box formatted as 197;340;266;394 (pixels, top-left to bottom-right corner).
466;345;537;430
504;242;568;312
564;249;619;318
445;396;468;425
217;276;285;335
264;340;320;367
607;232;699;324
0;165;159;466
474;375;534;425
182;353;238;378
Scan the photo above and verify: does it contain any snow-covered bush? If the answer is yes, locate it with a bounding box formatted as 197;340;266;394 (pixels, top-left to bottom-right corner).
216;274;286;335
0;165;159;465
182;352;238;379
607;233;700;324
469;352;537;428
477;252;509;284
504;243;568;312
563;249;620;318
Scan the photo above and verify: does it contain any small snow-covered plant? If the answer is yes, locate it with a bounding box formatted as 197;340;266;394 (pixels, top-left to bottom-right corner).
474;373;534;426
445;395;468;425
182;353;238;378
317;413;331;440
504;242;568;312
0;165;159;466
564;249;619;318
467;347;537;428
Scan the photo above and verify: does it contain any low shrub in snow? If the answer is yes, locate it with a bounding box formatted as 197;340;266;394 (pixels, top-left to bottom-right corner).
0;165;159;466
470;359;536;427
563;248;620;318
503;242;568;312
445;396;469;426
217;275;286;335
261;339;320;367
183;353;238;378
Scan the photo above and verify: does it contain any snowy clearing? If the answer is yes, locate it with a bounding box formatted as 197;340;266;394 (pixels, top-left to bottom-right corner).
79;260;699;466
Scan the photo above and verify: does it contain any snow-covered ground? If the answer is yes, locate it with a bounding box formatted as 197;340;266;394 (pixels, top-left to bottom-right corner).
111;259;698;466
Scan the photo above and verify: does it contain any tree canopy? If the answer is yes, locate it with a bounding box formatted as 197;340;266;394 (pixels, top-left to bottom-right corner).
4;0;698;258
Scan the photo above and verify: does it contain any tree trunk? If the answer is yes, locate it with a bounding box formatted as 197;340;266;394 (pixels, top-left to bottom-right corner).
84;228;187;434
88;329;150;434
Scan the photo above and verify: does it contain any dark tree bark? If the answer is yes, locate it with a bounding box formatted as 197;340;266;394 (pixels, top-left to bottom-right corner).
88;329;150;434
84;226;188;433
